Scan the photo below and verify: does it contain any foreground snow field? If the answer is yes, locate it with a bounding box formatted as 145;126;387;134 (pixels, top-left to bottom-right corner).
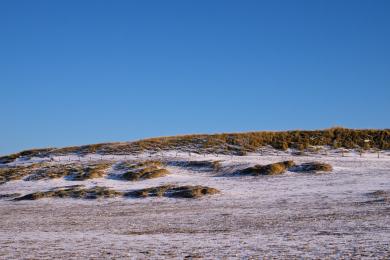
0;149;390;259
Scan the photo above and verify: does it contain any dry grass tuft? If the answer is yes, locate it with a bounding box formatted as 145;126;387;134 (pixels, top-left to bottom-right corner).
117;160;169;181
169;185;220;198
125;185;220;199
25;162;113;181
0;163;45;184
14;186;122;201
0;154;20;164
25;164;80;181
293;162;333;173
72;163;112;180
180;160;221;172
239;161;295;176
14;184;220;201
0;148;54;164
116;160;163;170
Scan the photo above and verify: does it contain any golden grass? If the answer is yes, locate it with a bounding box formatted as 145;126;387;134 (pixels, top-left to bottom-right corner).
239;161;295;176
2;128;388;163
118;160;169;181
181;160;221;171
14;186;122;201
24;162;112;181
0;163;45;184
294;162;333;173
125;185;220;198
72;163;112;181
25;164;80;181
14;184;220;200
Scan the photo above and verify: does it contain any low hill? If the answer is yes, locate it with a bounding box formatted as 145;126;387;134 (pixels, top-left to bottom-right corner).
1;127;389;164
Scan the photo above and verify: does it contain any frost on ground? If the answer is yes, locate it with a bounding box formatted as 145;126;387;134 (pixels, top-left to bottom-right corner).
0;149;390;259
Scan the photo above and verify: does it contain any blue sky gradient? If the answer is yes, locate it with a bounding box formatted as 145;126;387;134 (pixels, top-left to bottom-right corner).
1;0;389;155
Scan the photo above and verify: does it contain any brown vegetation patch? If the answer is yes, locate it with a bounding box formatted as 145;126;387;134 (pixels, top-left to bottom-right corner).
179;160;221;172
0;168;25;184
125;185;220;199
25;164;81;181
14;186;122;201
25;162;112;181
238;161;295;176
169;185;220;198
116;160;163;170
117;160;169;181
13;184;220;201
130;128;390;153
122;168;169;181
72;163;112;180
3;128;388;160
292;162;333;173
0;163;44;184
0;154;19;164
0;148;54;164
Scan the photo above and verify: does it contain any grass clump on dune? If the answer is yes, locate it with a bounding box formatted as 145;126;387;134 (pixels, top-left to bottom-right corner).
122;168;169;181
14;186;122;201
0;154;20;164
13;184;219;201
25;162;112;181
238;161;332;175
169;185;220;198
0;148;54;164
117;160;169;181
180;160;221;172
125;185;220;198
72;163;112;181
116;160;163;170
25;164;80;181
292;162;333;173
0;163;44;184
0;167;26;184
239;161;295;176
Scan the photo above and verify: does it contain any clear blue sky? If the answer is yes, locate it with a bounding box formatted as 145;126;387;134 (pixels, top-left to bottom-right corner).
1;0;389;155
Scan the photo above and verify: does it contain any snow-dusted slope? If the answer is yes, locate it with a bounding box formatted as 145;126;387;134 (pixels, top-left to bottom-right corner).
1;148;390;258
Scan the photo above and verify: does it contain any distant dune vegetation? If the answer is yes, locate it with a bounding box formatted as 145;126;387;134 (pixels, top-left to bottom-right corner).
1;128;389;164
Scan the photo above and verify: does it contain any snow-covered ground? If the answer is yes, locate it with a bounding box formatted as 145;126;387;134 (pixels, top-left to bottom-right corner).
1;149;390;259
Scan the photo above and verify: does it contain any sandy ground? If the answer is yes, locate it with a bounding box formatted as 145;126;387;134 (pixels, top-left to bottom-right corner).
0;150;390;259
